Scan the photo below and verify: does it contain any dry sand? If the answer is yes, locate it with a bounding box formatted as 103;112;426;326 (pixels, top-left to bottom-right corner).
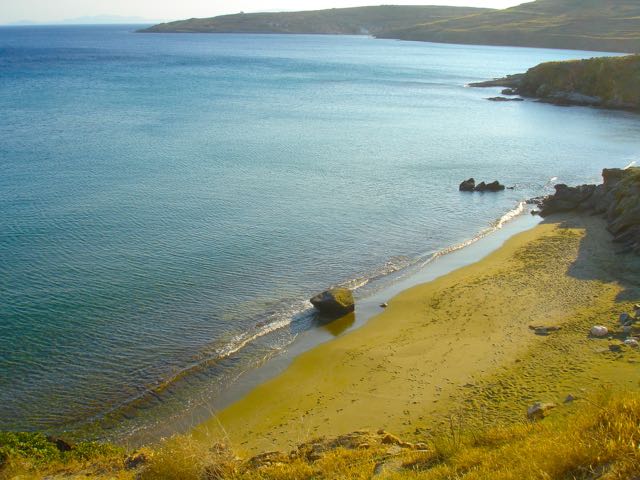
194;214;640;454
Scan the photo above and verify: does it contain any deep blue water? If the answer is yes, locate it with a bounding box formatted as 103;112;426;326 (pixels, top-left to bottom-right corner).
1;25;639;439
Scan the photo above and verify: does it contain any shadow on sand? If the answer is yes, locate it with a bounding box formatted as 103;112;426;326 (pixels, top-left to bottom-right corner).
545;213;640;304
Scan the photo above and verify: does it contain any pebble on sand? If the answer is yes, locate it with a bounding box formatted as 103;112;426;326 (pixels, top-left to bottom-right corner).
590;325;608;337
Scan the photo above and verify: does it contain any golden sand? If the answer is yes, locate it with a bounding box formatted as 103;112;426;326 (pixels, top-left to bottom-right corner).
195;214;640;454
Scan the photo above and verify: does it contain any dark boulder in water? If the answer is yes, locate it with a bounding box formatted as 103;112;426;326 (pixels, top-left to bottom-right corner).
475;180;505;192
310;288;355;316
459;178;476;192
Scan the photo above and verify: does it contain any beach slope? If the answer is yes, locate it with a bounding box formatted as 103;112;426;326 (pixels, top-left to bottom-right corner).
196;214;640;454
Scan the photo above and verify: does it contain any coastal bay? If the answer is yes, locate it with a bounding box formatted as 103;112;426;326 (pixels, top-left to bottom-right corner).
4;27;640;439
2;21;640;479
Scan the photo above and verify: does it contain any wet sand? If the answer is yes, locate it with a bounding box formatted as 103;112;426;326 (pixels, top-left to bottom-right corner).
194;214;640;454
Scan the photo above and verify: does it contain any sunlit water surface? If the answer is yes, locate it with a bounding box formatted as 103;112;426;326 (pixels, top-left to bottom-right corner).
1;25;639;439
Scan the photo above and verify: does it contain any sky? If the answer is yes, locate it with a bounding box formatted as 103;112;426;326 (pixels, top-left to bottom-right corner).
0;0;524;25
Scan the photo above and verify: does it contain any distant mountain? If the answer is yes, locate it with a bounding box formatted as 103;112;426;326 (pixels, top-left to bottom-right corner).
139;6;493;35
7;15;161;26
59;15;159;25
378;0;640;53
141;1;640;54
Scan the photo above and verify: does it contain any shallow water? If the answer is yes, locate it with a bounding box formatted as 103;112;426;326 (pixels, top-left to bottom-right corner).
1;25;639;439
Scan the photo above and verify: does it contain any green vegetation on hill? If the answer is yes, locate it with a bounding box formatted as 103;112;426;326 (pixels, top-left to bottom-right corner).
379;0;640;53
472;55;640;110
139;6;492;34
518;55;640;108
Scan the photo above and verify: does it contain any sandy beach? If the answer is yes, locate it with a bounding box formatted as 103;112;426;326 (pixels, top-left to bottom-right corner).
195;213;640;454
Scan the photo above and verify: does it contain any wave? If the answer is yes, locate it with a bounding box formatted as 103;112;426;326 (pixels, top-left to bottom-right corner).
214;300;310;360
196;200;530;369
416;200;528;267
337;255;413;291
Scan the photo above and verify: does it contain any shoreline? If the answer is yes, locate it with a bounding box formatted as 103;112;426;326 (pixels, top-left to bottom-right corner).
192;212;640;454
124;207;541;445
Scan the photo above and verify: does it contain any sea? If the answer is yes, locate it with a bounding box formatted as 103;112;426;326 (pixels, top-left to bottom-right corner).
1;24;639;442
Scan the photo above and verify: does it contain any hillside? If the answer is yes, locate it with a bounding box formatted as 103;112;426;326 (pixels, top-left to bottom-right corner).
379;0;640;53
472;55;640;110
139;6;492;35
3;392;640;479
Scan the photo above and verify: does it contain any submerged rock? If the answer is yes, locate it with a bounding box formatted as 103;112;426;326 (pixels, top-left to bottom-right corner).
487;96;524;102
310;288;355;316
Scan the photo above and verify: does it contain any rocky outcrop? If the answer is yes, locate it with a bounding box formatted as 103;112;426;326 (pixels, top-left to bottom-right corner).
536;168;640;254
310;288;355;316
470;55;640;112
460;179;506;192
468;74;523;89
246;429;416;469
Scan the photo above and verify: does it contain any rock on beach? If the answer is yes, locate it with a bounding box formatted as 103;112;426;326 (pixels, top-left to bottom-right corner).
310;288;355;316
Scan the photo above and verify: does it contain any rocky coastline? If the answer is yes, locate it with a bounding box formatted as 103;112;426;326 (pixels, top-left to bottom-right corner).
532;167;640;254
471;55;640;112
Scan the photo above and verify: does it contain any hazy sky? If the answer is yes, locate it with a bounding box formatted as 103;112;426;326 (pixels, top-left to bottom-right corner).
1;0;524;24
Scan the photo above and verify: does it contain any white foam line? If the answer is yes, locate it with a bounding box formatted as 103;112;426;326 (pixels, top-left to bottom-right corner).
427;200;528;263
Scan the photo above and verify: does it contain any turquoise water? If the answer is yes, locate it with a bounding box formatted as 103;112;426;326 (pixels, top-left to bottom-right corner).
1;25;640;440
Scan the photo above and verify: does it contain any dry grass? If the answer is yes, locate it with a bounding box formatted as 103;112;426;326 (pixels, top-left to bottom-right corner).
2;390;639;479
386;390;640;480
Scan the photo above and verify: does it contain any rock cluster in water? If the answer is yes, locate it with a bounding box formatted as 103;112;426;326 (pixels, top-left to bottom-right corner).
459;178;506;192
534;168;640;254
